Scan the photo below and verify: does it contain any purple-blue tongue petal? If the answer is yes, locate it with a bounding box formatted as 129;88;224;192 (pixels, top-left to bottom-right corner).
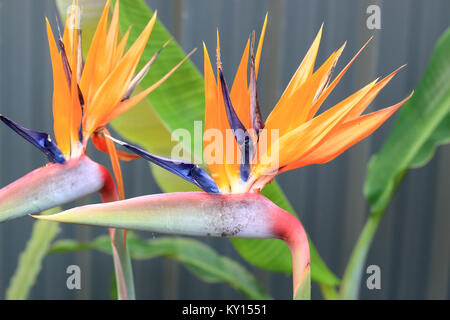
107;135;220;194
0;114;65;163
218;68;253;182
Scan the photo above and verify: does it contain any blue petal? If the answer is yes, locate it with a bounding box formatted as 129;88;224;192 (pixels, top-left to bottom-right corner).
218;69;247;137
218;68;254;182
0;114;65;164
107;135;220;194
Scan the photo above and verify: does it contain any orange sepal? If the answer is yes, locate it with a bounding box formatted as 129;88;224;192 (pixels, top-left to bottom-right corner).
284;91;413;169
203;43;230;191
306;37;373;121
230;38;251;129
97;48;195;129
102;128;125;201
343;65;406;121
255;13;268;78
46;18;72;156
69;11;83;156
104;0;120;74
114;26;132;66
265;43;345;137
83;12;157;137
264;25;323;134
255;80;376;177
79;0;110;104
215;34;241;188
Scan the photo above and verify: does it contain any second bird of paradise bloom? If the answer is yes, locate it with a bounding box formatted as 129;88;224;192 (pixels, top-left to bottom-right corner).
0;0;191;222
0;0;192;299
35;13;413;300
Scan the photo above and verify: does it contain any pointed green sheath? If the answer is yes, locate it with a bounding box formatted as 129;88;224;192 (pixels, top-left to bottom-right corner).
35;191;311;299
0;155;112;223
35;192;283;237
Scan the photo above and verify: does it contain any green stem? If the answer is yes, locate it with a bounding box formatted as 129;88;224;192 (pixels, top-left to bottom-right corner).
339;213;381;299
340;170;406;300
293;267;311;300
100;170;136;300
109;229;135;300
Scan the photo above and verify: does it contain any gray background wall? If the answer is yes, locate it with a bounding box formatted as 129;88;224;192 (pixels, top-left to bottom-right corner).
0;0;449;299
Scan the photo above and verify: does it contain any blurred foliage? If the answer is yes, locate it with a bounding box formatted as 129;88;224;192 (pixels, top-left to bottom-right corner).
6;208;60;299
50;232;271;299
340;26;450;299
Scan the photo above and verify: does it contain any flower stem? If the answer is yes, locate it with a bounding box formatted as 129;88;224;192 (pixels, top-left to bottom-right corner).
99;168;136;300
271;208;311;300
339;213;381;299
340;170;406;299
109;228;135;300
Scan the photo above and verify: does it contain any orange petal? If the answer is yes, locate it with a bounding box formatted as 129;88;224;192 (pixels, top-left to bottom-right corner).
306;37;373;121
83;12;157;137
216;34;241;188
290;44;346;128
284;91;413;169
343;65;406;121
230;38;251;129
98;48;196;127
264;25;323;133
70;13;83;156
203;43;230;191
104;0;120;73
286;24;323;95
255;79;376;176
114;26;131;66
102;128;125;200
255;13;268;78
46;18;72;157
79;0;110;104
62;12;73;63
265;43;345;137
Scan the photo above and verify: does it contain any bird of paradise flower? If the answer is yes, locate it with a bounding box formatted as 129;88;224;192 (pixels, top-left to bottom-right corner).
35;14;413;300
0;0;192;299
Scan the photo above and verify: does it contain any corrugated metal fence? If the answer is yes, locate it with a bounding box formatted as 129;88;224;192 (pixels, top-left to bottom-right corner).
0;0;449;299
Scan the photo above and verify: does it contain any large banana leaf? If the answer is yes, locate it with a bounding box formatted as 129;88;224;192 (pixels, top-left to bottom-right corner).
365;27;450;214
49;233;271;299
55;0;339;286
341;27;450;299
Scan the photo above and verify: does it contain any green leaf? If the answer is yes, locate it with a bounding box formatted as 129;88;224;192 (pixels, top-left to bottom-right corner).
50;233;271;299
107;0;338;285
105;0;204;159
6;208;60;299
341;27;450;300
365;27;450;214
